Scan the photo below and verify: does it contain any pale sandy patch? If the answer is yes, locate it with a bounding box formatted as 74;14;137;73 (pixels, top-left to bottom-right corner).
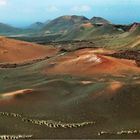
108;81;123;92
81;81;93;85
1;89;34;99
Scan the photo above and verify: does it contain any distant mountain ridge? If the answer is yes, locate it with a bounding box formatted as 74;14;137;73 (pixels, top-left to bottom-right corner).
0;15;111;35
42;15;90;33
1;15;140;49
0;23;21;34
90;17;110;24
29;22;44;30
28;20;51;30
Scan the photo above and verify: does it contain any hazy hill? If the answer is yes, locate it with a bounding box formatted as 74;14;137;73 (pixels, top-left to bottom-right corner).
28;20;51;30
0;23;21;34
42;15;90;33
29;22;44;30
90;17;110;24
44;20;51;25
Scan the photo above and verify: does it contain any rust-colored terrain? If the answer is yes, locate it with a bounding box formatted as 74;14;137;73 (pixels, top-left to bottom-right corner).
0;37;140;139
45;48;140;76
0;37;58;64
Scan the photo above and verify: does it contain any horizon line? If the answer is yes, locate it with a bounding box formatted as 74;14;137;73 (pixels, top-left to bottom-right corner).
1;14;140;28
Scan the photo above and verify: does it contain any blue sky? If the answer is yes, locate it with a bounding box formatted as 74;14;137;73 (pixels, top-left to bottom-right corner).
0;0;140;27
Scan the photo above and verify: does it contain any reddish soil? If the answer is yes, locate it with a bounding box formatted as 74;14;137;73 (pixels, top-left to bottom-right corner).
80;23;93;28
0;37;58;64
45;48;140;76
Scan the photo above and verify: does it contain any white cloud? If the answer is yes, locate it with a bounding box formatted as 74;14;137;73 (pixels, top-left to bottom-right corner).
0;0;7;6
72;5;91;12
47;6;59;12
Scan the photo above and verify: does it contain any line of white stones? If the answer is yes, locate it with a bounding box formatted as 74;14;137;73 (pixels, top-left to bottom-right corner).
0;112;95;128
0;135;32;140
98;130;140;136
